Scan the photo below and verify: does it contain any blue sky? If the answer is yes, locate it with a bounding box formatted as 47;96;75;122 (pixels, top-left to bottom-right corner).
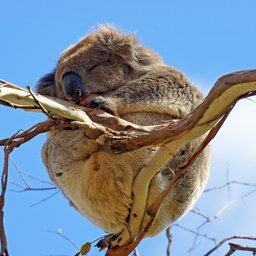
1;1;256;256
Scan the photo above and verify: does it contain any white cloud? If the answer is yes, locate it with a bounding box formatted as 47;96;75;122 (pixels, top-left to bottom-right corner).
172;96;256;255
211;97;256;179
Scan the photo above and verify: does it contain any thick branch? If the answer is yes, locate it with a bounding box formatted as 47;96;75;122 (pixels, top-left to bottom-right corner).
2;70;256;153
1;69;256;256
101;69;256;152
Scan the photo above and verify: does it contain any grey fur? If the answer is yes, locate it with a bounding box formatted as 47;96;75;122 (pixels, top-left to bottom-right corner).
38;25;211;236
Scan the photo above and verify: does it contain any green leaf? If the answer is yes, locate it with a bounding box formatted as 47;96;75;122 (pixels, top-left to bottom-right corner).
80;242;91;255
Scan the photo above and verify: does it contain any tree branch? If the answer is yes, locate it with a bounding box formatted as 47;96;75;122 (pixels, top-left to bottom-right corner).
204;235;256;256
225;243;256;256
1;69;256;255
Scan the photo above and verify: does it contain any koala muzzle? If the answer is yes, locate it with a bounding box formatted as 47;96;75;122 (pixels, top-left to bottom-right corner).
62;72;88;103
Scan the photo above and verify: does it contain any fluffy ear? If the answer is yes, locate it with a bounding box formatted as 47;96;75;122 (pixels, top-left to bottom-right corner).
94;25;164;73
36;70;57;97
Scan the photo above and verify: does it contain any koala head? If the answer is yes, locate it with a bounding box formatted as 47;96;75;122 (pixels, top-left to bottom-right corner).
37;25;164;104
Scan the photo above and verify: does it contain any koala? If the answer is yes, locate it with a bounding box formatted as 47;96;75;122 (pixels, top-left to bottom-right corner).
37;25;210;237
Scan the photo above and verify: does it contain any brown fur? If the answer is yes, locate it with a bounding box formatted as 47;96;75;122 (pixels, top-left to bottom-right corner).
38;25;210;236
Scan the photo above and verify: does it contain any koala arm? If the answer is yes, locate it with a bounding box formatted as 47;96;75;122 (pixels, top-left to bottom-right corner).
103;66;204;119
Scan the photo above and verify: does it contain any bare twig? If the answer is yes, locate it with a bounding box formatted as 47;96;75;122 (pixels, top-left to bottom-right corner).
133;248;139;256
42;229;79;249
9;156;30;188
30;190;60;207
8;156;56;193
9;180;56;192
166;227;173;256
172;175;256;254
0;119;67;255
173;223;216;243
8;156;57;193
225;243;256;256
204;180;256;193
0;149;10;256
204;235;256;256
27;86;51;117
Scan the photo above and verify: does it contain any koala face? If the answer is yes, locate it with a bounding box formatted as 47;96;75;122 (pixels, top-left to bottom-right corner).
55;39;133;103
37;25;164;104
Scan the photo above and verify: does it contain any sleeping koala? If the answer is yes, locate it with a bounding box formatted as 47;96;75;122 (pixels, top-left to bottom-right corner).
37;25;210;237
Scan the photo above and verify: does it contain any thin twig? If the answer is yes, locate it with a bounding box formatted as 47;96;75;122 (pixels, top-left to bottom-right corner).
0;120;66;255
30;190;60;207
166;227;173;256
9;156;30;188
0;149;10;256
27;86;51;117
204;180;256;193
225;164;232;201
204;235;256;256
42;229;79;249
225;243;256;256
8;156;56;192
173;223;216;243
133;248;139;256
180;180;256;254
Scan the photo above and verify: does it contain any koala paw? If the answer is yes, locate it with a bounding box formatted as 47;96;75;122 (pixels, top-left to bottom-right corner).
87;96;118;116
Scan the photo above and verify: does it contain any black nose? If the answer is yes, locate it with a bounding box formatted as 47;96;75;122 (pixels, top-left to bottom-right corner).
62;72;88;103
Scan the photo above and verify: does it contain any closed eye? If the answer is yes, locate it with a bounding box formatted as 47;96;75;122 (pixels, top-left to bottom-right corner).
87;64;98;72
87;60;110;73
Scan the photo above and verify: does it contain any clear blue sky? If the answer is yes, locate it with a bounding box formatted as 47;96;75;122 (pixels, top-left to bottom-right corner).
1;1;256;256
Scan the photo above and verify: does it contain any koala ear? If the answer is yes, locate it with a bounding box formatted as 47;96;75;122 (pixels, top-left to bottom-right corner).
94;25;164;73
36;70;56;97
95;25;136;57
133;46;164;68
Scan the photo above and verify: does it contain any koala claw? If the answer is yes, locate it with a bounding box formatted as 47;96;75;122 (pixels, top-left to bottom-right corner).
87;96;117;116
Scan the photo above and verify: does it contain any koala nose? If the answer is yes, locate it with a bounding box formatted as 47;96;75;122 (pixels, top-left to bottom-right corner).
62;72;88;103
